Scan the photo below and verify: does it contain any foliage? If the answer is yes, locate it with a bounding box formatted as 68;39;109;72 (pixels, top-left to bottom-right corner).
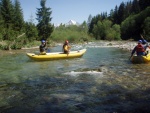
0;0;26;49
13;0;24;32
25;22;38;41
139;0;150;10
121;15;136;40
112;24;121;40
87;14;92;28
92;19;121;40
142;17;150;41
121;7;150;40
88;0;150;41
88;14;102;34
51;24;92;43
0;0;14;27
117;2;125;24
36;0;53;41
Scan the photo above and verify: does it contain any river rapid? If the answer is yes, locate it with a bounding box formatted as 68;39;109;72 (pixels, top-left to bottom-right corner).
0;42;150;113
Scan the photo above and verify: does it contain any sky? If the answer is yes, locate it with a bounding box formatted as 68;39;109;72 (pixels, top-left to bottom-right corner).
17;0;131;25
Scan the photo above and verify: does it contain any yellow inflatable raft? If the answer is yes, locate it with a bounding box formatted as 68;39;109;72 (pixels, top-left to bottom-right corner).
131;53;150;63
26;49;86;61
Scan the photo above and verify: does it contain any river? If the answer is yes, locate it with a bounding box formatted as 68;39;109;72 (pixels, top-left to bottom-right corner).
0;42;150;113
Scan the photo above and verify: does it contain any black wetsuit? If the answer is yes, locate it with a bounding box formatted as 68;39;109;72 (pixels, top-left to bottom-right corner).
39;44;46;52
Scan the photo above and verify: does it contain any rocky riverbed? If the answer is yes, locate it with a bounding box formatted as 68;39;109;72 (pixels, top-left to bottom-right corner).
96;40;137;51
85;40;150;52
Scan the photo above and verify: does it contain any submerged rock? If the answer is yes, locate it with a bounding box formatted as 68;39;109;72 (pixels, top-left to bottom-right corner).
63;68;103;76
64;71;103;76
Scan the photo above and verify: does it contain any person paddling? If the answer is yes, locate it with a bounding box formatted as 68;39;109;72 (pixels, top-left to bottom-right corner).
62;40;71;54
39;40;47;55
131;40;149;56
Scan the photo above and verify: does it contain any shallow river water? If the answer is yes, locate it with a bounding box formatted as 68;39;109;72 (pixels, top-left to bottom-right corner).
0;42;150;113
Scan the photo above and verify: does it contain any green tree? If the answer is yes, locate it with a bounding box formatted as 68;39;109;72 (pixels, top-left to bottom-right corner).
100;20;112;40
92;19;121;41
87;14;92;28
36;0;53;41
88;14;102;34
13;0;24;32
51;24;91;43
80;21;88;33
118;2;125;24
139;0;150;11
0;0;14;28
113;5;119;24
121;15;136;40
0;0;15;40
0;5;5;40
92;21;102;40
25;22;38;42
121;6;150;40
132;0;140;14
124;1;132;18
108;9;114;22
112;24;121;40
142;17;150;41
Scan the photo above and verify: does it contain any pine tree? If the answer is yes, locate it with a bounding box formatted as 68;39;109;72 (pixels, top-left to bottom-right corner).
0;9;4;40
108;9;114;22
36;0;53;41
25;22;38;41
142;17;150;40
0;0;14;28
87;14;92;28
124;1;132;18
0;0;16;40
113;5;119;24
139;0;150;11
13;0;24;32
132;0;140;14
118;2;125;24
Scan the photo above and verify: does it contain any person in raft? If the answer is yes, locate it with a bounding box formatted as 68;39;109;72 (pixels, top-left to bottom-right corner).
131;40;149;56
63;40;71;54
39;40;47;55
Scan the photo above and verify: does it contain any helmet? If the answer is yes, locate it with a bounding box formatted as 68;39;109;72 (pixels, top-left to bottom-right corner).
41;40;46;43
138;40;142;43
65;40;69;44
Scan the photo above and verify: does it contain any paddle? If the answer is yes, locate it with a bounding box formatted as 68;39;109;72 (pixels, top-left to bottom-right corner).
129;53;134;61
140;34;148;45
141;34;150;55
47;48;50;53
63;44;71;55
66;45;71;56
45;40;51;53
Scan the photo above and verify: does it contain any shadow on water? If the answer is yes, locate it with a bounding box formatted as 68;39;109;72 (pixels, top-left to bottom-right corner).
0;46;150;113
1;74;150;113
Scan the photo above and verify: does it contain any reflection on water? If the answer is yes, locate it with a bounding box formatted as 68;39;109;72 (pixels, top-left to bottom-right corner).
0;44;150;113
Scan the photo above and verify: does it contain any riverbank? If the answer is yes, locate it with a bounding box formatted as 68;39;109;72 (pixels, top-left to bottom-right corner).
21;40;137;52
84;40;137;52
103;40;137;51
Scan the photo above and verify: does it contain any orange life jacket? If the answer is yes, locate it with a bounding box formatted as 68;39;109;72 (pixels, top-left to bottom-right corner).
136;44;145;52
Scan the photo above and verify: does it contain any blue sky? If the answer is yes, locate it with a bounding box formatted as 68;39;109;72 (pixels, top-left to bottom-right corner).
18;0;131;25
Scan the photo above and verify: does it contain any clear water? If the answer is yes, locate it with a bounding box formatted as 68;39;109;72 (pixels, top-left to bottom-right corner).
0;43;150;113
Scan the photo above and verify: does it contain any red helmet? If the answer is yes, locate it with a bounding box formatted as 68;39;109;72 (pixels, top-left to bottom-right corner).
65;40;69;44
